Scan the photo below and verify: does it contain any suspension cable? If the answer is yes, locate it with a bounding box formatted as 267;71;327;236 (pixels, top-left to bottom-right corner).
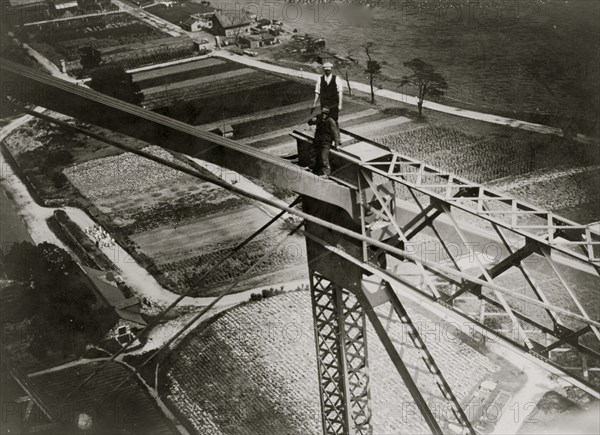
60;192;301;404
19;105;600;328
94;221;304;409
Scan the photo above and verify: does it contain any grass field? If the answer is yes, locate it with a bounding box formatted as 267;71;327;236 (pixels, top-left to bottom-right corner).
160;291;508;434
259;0;599;134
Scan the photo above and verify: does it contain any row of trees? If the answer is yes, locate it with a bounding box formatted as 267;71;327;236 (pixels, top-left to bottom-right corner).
1;242;116;360
335;42;448;117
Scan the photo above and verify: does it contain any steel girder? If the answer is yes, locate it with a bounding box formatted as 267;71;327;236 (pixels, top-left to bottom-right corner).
309;271;372;435
327;130;600;395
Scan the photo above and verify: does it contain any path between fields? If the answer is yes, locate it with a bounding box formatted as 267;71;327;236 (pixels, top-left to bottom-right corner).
2;116;307;312
264;114;412;157
239;108;379;144
487;351;566;435
212;51;597;144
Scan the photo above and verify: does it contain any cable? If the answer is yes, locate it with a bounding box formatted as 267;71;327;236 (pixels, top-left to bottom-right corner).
18;105;600;328
59;192;301;405
95;221;304;409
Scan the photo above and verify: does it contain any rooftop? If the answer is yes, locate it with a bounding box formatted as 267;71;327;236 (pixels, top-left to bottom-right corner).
213;12;251;29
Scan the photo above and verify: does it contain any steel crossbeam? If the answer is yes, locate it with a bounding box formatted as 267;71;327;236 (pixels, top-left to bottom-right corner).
338;129;600;265
295;128;600;406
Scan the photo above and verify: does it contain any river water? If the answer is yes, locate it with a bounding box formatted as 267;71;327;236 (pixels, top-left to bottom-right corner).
211;0;599;125
0;185;34;252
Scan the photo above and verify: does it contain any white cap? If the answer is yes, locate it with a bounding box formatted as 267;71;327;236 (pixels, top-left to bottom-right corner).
322;62;333;68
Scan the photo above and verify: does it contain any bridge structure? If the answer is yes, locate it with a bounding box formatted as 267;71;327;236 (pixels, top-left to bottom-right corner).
2;59;599;435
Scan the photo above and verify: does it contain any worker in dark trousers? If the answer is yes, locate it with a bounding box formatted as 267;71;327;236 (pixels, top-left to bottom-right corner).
308;107;340;178
311;62;344;124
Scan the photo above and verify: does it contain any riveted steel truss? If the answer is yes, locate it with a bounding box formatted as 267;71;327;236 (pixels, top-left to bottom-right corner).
334;129;600;395
310;271;372;435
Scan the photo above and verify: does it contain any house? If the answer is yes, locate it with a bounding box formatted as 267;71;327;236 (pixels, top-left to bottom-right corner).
212;124;234;138
94;36;195;65
260;33;276;46
52;0;79;13
181;16;202;32
81;266;148;326
211;12;251;37
181;12;213;31
239;35;261;49
256;18;272;29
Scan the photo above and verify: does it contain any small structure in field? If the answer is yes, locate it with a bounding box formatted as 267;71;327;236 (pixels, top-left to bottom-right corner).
211;12;251;37
181;12;213;32
94;36;195;65
82;266;147;326
213;124;234;138
260;33;277;46
52;0;79;13
239;35;261;49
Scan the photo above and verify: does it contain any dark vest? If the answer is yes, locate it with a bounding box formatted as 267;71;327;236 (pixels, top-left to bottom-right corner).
315;115;335;143
320;75;339;107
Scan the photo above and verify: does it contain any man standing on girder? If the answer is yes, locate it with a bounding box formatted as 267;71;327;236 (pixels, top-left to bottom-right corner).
311;62;344;124
308;107;340;178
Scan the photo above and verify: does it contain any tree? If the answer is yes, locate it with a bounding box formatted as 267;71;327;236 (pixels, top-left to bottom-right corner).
338;53;358;97
79;46;101;71
88;65;143;105
364;43;384;104
400;58;448;116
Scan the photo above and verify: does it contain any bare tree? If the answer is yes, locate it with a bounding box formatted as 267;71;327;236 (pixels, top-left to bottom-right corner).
338;52;358;97
365;42;384;104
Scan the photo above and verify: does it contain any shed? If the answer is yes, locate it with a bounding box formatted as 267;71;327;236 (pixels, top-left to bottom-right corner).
239;35;261;49
81;266;148;326
212;124;234;138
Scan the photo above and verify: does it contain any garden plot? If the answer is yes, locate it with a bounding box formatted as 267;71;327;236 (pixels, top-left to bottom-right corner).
376;126;597;183
146;1;215;28
24;12;173;74
130;206;306;296
62;144;304;296
132;58;241;88
161;291;500;434
63;146;191;202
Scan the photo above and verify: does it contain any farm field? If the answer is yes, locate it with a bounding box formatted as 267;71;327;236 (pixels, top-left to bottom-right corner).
160;291;509;434
375;125;599;185
61;143;306;296
132;58;243;88
130;206;307;296
29;361;176;434
146;1;215;27
22;12;181;75
136;58;316;125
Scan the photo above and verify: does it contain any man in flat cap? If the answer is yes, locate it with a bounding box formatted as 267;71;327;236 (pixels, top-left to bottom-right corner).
307;107;340;178
311;62;344;124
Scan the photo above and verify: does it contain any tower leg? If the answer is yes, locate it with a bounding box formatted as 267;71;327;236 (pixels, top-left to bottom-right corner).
310;270;372;435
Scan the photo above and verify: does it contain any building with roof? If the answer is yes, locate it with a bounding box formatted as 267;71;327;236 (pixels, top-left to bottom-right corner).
81;266;147;326
93;36;195;65
239;35;261;49
211;12;251;37
181;13;212;32
52;0;78;12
